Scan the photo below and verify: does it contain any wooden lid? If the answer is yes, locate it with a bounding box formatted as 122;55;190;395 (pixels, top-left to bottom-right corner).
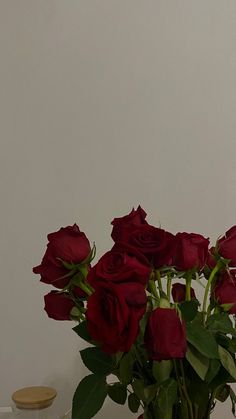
12;386;57;410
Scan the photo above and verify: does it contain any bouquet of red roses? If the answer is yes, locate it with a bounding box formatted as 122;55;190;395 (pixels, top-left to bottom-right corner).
33;207;236;419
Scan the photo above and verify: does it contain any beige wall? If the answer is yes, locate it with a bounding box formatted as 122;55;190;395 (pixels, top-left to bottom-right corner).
1;1;236;417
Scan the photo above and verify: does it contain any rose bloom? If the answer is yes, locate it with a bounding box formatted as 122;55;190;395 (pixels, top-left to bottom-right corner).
172;283;196;303
145;308;187;361
86;281;147;353
87;246;151;287
114;224;175;269
44;291;75;320
217;226;236;266
111;206;148;242
172;232;209;272
212;270;236;314
33;224;91;289
111;207;176;269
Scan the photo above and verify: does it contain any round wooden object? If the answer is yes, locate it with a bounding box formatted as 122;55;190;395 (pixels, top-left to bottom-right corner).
12;386;57;410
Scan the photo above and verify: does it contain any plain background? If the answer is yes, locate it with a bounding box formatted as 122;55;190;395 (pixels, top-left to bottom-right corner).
1;1;236;417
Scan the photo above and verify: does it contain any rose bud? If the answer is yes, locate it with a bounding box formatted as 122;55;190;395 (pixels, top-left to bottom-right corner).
145;308;187;361
173;232;209;272
217;226;236;266
212;270;236;314
33;224;91;289
86;281;147;353
44;291;75;320
172;283;196;303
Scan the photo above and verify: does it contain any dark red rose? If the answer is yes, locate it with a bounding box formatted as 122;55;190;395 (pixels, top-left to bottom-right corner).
114;225;175;269
44;291;74;320
218;226;236;266
86;282;147;353
173;232;209;272
87;247;151;287
145;308;187;361
33;224;91;289
212;270;236;314
137;416;143;419
172;283;196;303
111;206;147;242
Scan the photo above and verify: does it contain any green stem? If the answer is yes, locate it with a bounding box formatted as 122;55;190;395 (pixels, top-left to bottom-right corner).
206;392;215;419
173;360;185;402
179;360;194;419
167;273;172;301
77;280;94;296
185;273;192;301
202;263;221;324
155;270;163;294
149;279;159;300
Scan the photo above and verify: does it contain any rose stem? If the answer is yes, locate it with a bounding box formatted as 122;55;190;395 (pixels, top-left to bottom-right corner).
167;272;172;301
202;263;221;324
155;270;163;295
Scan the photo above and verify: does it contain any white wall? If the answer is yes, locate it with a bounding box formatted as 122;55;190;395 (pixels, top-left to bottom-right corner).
1;1;236;417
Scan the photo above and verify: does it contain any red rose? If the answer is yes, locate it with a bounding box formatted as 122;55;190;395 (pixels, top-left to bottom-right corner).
145;308;187;361
111;206;147;242
218;226;236;266
212;270;236;314
114;225;175;269
173;232;209;272
44;291;74;320
137;416;143;419
33;224;91;289
86;282;147;353
172;283;196;303
87;247;151;287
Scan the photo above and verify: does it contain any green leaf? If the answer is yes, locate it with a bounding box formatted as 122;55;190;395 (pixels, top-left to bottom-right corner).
152;360;173;385
215;384;230;402
218;345;236;380
72;374;107;419
107;383;127;405
215;333;231;349
132;379;145;401
205;359;221;384
186;322;219;359
186;344;209;380
179;300;199;322
210;366;236;391
119;352;134;385
73;321;93;344
154;378;177;418
207;313;235;335
144;383;158;405
80;347;115;375
230;387;236;417
128;393;140;413
228;337;236;354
